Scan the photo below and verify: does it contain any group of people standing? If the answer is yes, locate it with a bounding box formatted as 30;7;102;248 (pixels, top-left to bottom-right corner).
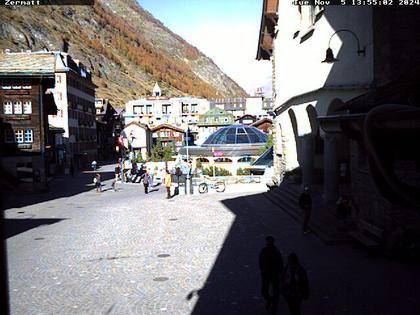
260;236;309;315
111;159;175;199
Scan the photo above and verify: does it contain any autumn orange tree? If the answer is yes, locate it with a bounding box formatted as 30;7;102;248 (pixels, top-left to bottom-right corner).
92;3;219;99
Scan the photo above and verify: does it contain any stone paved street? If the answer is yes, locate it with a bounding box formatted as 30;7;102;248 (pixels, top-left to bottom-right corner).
3;165;420;315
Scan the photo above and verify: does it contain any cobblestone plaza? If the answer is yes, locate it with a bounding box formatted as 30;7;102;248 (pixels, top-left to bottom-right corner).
3;166;420;315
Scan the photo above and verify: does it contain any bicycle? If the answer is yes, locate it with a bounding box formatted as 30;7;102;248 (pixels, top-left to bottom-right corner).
198;176;226;194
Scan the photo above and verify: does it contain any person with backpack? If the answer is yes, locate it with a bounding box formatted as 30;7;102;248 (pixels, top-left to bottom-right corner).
281;253;310;315
259;236;284;314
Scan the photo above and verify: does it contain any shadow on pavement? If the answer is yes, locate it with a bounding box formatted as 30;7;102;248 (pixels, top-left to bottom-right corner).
3;218;66;239
190;192;273;315
1;169;115;210
190;192;420;315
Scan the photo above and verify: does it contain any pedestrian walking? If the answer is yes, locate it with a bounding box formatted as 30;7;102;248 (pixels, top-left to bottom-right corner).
281;253;310;315
112;162;121;192
91;160;97;171
298;187;312;234
174;167;182;196
164;169;172;199
143;169;150;194
259;236;284;314
94;173;101;193
115;162;121;181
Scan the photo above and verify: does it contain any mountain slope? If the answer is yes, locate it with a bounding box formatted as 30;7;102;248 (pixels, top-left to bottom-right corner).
0;0;247;107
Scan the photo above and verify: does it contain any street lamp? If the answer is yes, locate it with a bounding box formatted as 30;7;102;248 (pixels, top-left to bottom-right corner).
185;122;189;162
322;29;366;63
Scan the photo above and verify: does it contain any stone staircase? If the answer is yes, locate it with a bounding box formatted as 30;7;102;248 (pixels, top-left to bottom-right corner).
263;181;354;245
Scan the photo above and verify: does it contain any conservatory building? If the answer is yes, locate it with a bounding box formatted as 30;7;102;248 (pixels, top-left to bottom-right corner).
178;124;268;175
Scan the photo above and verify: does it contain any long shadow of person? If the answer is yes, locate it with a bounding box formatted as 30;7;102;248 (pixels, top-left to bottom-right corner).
281;253;310;315
259;236;284;314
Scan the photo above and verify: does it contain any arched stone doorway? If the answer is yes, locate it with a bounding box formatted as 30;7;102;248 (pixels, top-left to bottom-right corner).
287;105;321;187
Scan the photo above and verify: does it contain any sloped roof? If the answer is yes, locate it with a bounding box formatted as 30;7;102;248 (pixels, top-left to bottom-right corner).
252;117;273;127
235;114;257;121
252;145;273;166
0;52;56;76
201;108;233;117
150;123;185;133
123;121;149;130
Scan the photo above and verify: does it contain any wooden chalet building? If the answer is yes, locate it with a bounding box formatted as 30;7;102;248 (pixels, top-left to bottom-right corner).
252;117;273;134
151;123;186;151
0;52;57;190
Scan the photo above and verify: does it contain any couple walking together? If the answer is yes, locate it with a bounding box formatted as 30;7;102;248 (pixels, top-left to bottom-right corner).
260;236;310;315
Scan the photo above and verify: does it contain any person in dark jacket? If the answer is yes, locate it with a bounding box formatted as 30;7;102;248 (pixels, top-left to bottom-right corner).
281;253;309;315
298;187;312;234
259;236;284;314
143;170;150;194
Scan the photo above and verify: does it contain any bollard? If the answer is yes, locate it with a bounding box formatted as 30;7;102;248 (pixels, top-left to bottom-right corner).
186;176;192;195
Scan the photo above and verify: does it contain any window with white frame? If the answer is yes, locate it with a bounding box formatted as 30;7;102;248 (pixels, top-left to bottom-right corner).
23;101;32;114
133;105;144;115
162;104;171;114
15;130;24;143
24;129;33;143
146;105;153;114
14;101;23;114
3;101;13;114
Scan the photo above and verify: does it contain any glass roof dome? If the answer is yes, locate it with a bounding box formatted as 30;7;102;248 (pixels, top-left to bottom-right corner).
202;124;268;146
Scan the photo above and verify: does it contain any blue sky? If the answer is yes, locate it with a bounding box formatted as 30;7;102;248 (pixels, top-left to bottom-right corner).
137;0;272;95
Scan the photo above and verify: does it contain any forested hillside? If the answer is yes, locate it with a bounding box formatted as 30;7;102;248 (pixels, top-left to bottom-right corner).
0;0;247;107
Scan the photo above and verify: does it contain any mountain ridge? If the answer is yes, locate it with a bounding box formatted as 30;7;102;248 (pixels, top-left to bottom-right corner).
0;0;247;107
